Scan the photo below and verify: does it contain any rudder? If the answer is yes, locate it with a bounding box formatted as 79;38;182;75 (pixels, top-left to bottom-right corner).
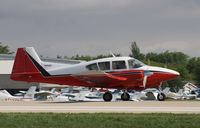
10;48;41;81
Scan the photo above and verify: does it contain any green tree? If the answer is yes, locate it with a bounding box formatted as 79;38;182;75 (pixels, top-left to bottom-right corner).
129;42;144;60
145;51;188;66
187;57;197;73
0;42;13;54
191;58;200;84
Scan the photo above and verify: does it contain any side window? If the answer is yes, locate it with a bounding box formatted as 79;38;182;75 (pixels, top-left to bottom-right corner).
98;62;110;71
86;63;98;71
112;61;126;70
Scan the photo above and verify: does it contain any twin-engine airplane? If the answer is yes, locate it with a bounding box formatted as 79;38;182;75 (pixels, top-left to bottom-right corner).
10;47;180;101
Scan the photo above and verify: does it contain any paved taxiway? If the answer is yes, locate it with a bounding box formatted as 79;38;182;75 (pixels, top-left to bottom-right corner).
0;101;200;113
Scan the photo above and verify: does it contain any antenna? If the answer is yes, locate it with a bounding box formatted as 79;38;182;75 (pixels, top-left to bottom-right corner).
110;51;116;57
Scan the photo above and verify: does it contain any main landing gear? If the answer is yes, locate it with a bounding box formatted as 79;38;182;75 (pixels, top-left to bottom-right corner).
157;93;166;101
103;92;113;102
102;91;165;102
103;91;130;102
121;92;130;101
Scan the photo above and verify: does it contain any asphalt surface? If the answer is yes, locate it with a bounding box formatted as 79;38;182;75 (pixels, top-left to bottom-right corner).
0;101;200;113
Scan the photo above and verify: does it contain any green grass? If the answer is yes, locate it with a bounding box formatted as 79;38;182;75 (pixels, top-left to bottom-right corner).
0;113;200;128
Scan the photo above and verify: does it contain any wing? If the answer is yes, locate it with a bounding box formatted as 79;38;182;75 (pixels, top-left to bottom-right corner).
34;91;53;97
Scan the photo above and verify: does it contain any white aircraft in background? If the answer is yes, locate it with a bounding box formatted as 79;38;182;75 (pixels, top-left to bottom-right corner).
162;83;198;100
34;88;57;100
0;86;37;101
59;87;103;102
14;86;37;99
0;90;22;101
15;86;53;100
162;87;183;100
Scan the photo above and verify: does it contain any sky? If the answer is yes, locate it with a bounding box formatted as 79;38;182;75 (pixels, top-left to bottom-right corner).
0;0;200;58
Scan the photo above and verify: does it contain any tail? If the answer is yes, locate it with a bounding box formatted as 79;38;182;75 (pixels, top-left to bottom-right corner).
50;88;56;93
24;86;37;99
162;87;170;94
10;47;50;82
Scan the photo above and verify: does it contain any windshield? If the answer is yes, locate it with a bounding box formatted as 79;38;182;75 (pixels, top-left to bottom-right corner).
128;59;145;68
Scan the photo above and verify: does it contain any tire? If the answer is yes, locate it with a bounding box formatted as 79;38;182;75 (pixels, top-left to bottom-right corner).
157;93;166;101
103;92;113;102
121;92;130;101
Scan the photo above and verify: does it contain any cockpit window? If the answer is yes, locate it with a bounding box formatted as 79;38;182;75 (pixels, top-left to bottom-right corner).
128;59;145;68
98;62;110;70
86;63;98;70
112;61;126;70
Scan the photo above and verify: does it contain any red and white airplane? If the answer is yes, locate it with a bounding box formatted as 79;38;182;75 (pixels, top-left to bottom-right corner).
10;47;180;101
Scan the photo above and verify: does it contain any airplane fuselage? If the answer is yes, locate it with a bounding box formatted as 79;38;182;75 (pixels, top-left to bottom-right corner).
10;47;180;101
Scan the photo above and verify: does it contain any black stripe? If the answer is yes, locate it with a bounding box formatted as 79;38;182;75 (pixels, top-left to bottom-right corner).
26;52;51;77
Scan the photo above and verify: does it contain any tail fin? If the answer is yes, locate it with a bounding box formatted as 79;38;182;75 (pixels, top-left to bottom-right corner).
50;88;56;93
0;90;13;97
10;47;50;82
162;87;170;94
25;47;42;64
24;86;37;99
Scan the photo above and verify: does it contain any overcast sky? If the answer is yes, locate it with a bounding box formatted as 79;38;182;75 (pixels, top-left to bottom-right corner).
0;0;200;58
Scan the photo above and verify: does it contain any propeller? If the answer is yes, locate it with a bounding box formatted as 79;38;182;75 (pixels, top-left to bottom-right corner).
142;70;154;88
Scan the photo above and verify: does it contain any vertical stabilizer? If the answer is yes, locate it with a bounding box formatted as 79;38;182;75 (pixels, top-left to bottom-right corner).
10;47;50;82
24;86;37;99
11;48;39;75
25;47;42;65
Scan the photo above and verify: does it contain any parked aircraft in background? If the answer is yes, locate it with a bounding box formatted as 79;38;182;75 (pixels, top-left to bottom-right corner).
14;86;37;99
162;87;183;100
0;86;36;101
162;83;200;100
10;47;180;101
0;90;22;101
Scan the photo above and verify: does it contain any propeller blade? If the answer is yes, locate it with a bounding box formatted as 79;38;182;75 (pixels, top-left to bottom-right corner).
142;70;154;88
143;75;148;88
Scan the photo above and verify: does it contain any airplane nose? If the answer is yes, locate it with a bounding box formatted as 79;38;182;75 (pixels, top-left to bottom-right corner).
147;66;180;79
166;69;180;76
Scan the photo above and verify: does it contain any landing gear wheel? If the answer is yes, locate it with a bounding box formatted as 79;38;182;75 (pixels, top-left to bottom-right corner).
121;92;130;101
157;93;166;101
103;92;113;102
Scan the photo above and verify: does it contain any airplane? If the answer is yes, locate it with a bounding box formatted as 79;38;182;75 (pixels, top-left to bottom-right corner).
162;83;199;100
34;88;56;100
10;47;180;102
0;90;22;101
162;87;183;100
14;86;36;98
59;87;102;102
0;86;36;101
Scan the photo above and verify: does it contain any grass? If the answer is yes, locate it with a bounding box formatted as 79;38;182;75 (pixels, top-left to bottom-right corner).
0;113;200;128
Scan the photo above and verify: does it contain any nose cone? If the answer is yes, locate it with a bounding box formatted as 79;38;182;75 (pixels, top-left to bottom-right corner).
160;68;180;76
148;66;180;80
